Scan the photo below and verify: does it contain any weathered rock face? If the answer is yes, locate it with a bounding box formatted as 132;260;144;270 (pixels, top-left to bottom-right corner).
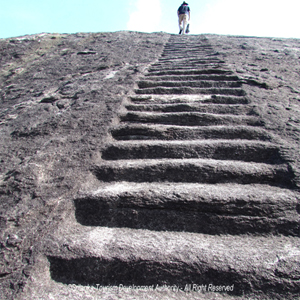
0;32;299;300
0;31;169;299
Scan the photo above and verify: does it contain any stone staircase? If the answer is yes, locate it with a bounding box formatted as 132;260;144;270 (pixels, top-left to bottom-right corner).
46;35;300;297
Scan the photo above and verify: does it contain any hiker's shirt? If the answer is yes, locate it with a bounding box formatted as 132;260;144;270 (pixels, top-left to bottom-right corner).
178;4;190;16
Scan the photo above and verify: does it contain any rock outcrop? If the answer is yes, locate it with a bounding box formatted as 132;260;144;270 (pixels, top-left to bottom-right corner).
0;32;299;299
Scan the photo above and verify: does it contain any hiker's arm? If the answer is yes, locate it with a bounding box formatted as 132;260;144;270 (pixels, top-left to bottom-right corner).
188;11;190;20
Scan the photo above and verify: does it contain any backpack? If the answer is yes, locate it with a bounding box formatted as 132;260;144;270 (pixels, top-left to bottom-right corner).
178;4;189;15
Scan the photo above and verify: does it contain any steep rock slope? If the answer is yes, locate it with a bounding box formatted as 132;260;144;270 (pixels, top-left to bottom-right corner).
0;32;299;299
0;31;169;300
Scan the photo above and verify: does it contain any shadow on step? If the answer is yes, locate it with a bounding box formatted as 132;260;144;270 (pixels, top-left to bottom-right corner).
47;256;281;296
74;198;300;236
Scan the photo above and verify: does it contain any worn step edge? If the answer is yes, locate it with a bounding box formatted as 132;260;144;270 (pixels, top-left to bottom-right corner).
164;40;211;43
155;60;224;66
74;182;300;235
92;158;295;187
111;124;275;141
154;56;223;61
46;228;300;296
147;65;225;72
145;69;232;76
129;95;249;105
135;87;246;96
157;56;221;61
160;54;217;60
160;53;217;58
125;103;256;115
142;74;240;82
149;63;225;69
21;261;254;300
150;61;226;68
163;44;213;48
161;48;214;53
120;112;263;127
101;140;283;164
137;81;242;89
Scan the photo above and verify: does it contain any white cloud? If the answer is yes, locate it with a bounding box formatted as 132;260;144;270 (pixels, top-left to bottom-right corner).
127;0;162;32
194;0;300;38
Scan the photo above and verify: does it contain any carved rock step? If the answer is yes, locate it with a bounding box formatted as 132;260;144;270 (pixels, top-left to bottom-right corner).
150;60;225;69
161;50;215;56
166;37;210;41
157;45;216;52
93;159;294;187
154;55;221;60
46;227;300;296
125;103;257;115
120;111;263;126
135;87;246;96
163;43;214;54
74;183;300;235
159;58;220;64
165;38;211;42
143;74;240;82
162;50;214;55
145;69;232;76
157;59;223;65
101;140;283;164
162;45;213;51
158;54;218;59
130;95;249;105
137;80;242;89
162;48;213;53
148;64;225;72
111;124;275;141
161;54;216;60
164;41;212;45
152;57;223;62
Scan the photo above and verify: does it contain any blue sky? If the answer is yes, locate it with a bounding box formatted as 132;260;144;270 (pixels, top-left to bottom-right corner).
1;0;300;39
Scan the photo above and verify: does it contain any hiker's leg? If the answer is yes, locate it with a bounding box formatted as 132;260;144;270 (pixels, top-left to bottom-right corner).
178;15;184;33
182;14;188;35
185;20;190;34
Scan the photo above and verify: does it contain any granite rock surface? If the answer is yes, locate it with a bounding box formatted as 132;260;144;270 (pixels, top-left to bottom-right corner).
0;31;299;300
